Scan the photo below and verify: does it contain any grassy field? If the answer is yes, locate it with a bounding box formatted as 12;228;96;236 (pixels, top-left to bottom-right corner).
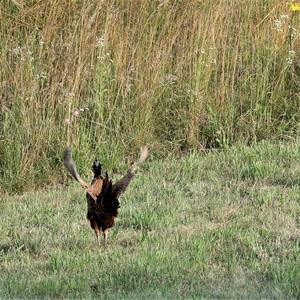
1;141;299;299
1;1;300;298
1;0;300;192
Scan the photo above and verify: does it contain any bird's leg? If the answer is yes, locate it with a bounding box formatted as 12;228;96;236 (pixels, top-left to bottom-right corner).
94;224;101;246
103;229;109;244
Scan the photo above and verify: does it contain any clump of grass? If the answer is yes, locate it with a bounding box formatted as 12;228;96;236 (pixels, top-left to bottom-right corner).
0;142;299;298
0;1;300;192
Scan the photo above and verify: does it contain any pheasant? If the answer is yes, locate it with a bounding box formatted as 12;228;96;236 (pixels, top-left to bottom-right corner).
63;147;148;244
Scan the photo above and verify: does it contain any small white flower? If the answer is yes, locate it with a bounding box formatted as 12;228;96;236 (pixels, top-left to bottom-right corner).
165;74;177;83
280;14;289;19
288;26;298;38
64;92;75;99
287;50;296;65
274;19;283;32
35;71;47;80
274;14;290;33
73;110;79;117
289;50;295;56
12;46;21;54
79;108;85;112
96;36;105;47
64;119;71;125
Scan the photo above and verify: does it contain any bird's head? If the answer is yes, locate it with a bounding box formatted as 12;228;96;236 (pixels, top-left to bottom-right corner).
92;160;102;177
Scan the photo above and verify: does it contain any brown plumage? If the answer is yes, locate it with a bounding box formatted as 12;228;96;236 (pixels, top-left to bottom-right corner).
63;147;148;245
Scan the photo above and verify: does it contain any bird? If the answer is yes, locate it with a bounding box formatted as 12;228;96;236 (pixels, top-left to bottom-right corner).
63;147;148;245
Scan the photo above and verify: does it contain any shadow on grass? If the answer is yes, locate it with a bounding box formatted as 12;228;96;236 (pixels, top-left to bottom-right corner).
0;240;40;255
271;178;300;188
0;243;12;254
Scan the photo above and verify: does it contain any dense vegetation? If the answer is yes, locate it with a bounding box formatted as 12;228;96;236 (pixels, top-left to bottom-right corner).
1;0;299;192
1;142;299;298
1;2;299;297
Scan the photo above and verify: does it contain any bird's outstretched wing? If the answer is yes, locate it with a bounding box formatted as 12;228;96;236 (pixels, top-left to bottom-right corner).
63;148;97;200
112;146;148;198
111;171;134;198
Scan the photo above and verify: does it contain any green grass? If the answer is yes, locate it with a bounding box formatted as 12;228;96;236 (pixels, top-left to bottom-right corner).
1;141;299;299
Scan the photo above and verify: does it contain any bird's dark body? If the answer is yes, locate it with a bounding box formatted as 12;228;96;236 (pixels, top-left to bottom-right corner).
86;160;133;239
86;172;120;232
87;199;117;232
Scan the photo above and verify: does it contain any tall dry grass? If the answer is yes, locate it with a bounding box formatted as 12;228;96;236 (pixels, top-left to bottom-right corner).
0;0;299;192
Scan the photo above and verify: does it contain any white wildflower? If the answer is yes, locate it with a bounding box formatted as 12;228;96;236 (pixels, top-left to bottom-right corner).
65;92;75;98
287;50;296;66
12;46;22;55
96;36;105;47
280;14;289;19
165;74;178;83
274;19;283;32
35;71;47;80
288;25;298;38
274;14;290;32
73;110;79;117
